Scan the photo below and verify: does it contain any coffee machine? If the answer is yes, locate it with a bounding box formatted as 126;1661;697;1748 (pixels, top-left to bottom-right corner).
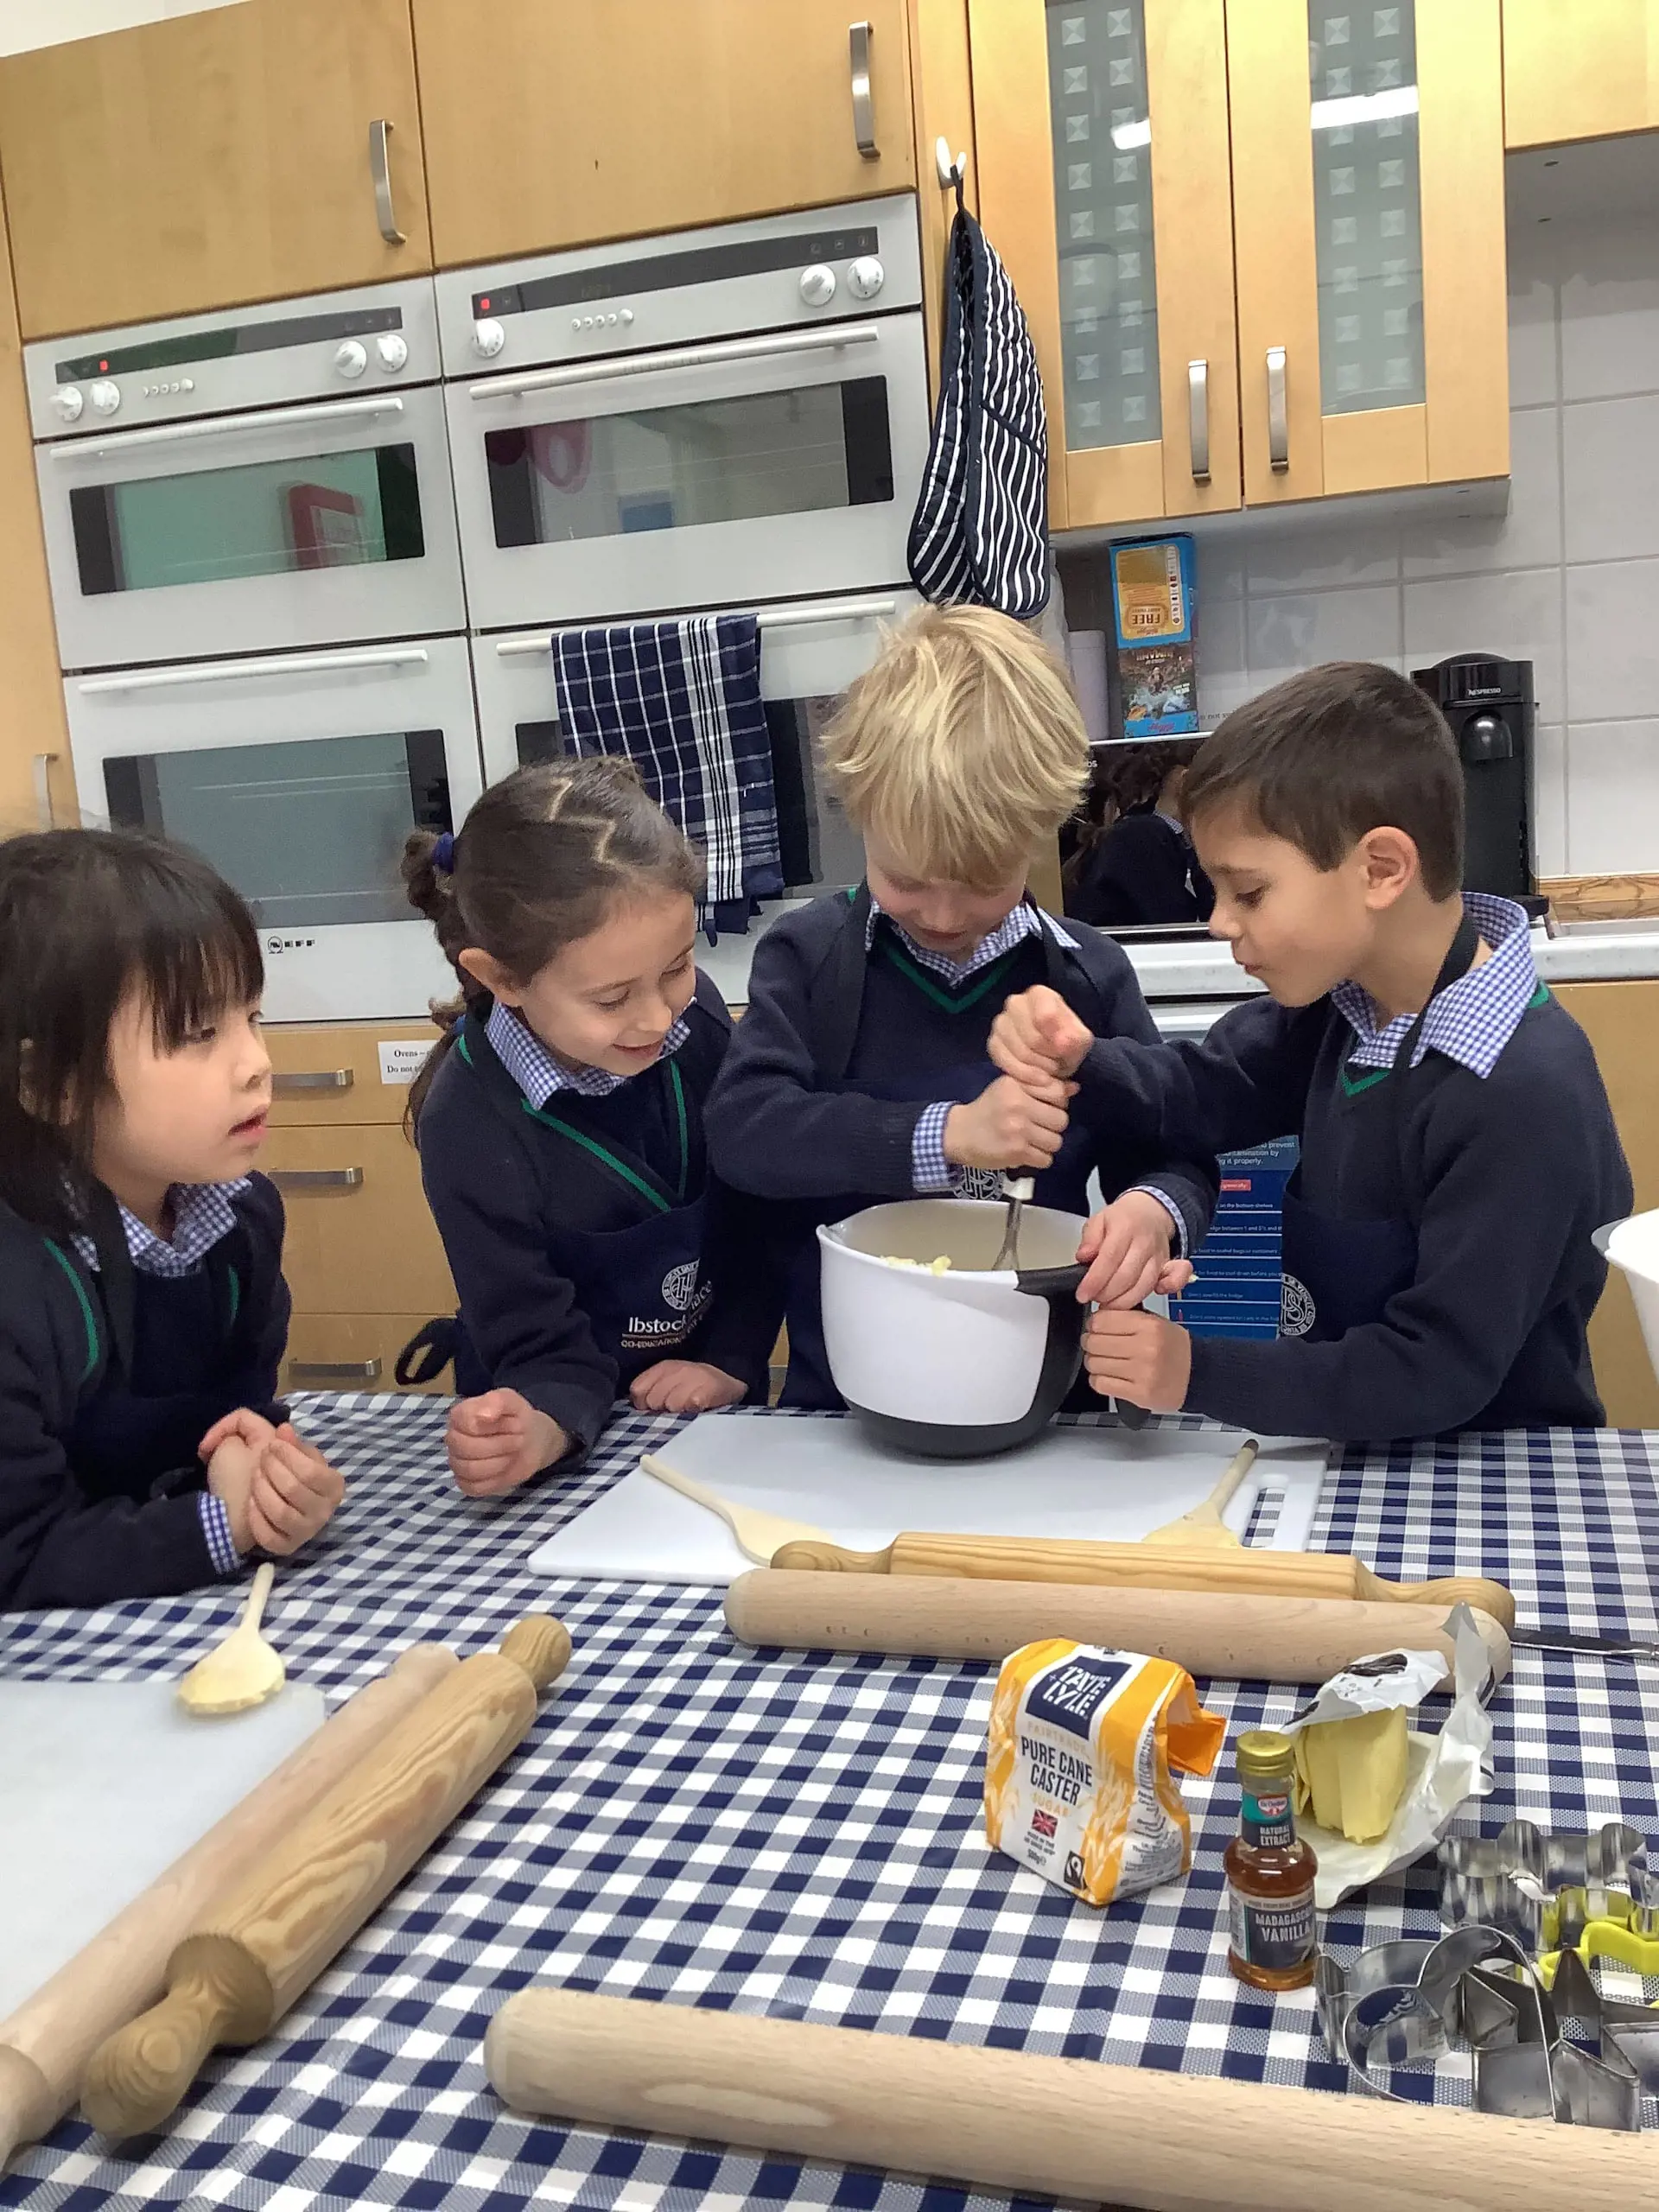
1411;653;1535;901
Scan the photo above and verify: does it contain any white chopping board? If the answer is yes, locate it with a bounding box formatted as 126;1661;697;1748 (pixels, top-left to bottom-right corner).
0;1679;324;2019
529;1413;1331;1586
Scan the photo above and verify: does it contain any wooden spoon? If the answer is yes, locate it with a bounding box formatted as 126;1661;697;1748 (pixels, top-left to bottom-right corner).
176;1562;285;1717
639;1452;830;1565
1141;1439;1260;1549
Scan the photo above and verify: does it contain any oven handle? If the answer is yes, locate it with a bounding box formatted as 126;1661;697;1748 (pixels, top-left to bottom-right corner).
76;646;431;695
467;321;881;403
493;597;902;658
49;394;407;461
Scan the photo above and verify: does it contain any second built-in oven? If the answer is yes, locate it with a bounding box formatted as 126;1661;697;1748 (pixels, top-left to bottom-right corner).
64;638;482;1023
26;280;466;671
437;197;931;629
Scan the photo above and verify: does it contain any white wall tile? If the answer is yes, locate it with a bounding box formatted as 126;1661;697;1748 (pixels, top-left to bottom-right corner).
1562;392;1659;564
1403;567;1564;725
1565;718;1659;871
1245;583;1402;692
1532;721;1567;877
1196;594;1250;724
1505;219;1560;410
1560;213;1659;403
1243;525;1401;596
1564;557;1659;723
1195;537;1245;605
1401;406;1561;579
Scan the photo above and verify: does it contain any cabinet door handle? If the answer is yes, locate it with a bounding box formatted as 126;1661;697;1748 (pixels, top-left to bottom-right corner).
271;1069;354;1095
849;22;878;160
288;1357;382;1383
369;119;406;245
33;753;59;830
1266;346;1289;472
268;1166;364;1190
1187;359;1210;484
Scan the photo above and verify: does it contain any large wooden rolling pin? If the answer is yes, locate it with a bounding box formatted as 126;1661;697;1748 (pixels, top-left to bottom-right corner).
772;1531;1517;1629
82;1614;571;2140
486;1986;1652;2212
726;1570;1513;1688
0;1640;458;2171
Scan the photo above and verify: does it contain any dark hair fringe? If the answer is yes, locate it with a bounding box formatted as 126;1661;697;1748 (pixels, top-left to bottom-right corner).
1181;661;1465;898
400;758;704;1135
0;829;264;1236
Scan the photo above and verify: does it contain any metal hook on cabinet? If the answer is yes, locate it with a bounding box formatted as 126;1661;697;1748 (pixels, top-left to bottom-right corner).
934;135;967;216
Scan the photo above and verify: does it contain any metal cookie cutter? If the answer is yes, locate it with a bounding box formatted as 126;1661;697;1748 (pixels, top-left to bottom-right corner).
1439;1820;1658;1955
1317;1924;1644;2128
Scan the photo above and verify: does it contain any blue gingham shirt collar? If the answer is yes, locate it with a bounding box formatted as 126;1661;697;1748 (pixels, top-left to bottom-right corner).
1333;893;1537;1078
485;999;690;1106
867;895;1077;981
71;1178;250;1280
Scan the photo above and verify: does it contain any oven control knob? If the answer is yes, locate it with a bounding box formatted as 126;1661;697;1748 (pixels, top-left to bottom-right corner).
374;333;409;372
798;263;837;308
50;385;84;423
847;254;886;300
334;340;367;378
473;316;505;358
89;379;121;416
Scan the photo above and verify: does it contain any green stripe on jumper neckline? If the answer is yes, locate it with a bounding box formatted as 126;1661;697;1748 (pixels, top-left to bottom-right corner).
519;1100;678;1214
1338;1060;1391;1098
1529;981;1549;1008
44;1240;100;1382
877;938;1023;1014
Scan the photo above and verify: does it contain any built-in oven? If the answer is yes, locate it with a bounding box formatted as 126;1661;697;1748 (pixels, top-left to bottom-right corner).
64;638;481;1023
436;198;931;629
26;280;466;671
472;588;921;907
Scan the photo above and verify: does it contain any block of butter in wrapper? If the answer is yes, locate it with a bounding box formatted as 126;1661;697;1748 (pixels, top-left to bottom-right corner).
985;1639;1225;1905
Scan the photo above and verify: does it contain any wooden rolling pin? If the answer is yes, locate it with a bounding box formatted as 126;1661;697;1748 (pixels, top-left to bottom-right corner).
82;1614;571;2140
0;1641;458;2171
772;1531;1516;1630
486;1986;1653;2212
725;1571;1512;1688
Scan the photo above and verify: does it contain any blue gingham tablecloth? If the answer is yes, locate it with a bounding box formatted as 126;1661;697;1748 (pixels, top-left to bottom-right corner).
3;1404;1658;2212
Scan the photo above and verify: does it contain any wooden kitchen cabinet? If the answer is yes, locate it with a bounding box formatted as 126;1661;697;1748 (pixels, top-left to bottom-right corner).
1503;0;1659;149
0;0;432;340
264;1022;453;1395
970;0;1242;531
413;0;916;270
1229;0;1508;503
1554;982;1659;1431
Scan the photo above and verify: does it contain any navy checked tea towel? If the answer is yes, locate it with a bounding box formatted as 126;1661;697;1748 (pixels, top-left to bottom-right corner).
551;613;784;937
907;204;1050;620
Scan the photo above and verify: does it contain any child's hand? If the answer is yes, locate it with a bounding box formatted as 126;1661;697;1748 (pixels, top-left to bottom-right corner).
1076;1192;1196;1309
247;1425;345;1554
447;1388;569;1497
989;985;1094;1086
198;1406;278;1461
1082;1307;1192;1412
944;1073;1075;1173
205;1433;260;1555
630;1360;748;1414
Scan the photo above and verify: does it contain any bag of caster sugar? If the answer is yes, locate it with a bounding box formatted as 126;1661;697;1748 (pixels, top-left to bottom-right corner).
985;1639;1225;1905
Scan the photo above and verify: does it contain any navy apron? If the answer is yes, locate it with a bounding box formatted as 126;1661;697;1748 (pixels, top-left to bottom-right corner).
401;1032;711;1395
58;1192;248;1504
1278;913;1481;1345
782;889;1100;1408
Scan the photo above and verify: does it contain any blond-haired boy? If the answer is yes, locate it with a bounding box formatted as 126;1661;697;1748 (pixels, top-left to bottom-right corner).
707;604;1217;1408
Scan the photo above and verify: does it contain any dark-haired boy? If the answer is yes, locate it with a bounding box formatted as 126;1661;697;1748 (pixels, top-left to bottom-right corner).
991;661;1631;1441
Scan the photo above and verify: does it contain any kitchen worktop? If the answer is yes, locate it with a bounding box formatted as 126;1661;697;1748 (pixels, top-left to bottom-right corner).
706;904;1659;1010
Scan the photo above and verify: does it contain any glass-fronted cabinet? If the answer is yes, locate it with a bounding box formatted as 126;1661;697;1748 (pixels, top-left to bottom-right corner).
969;0;1241;530
1229;0;1507;501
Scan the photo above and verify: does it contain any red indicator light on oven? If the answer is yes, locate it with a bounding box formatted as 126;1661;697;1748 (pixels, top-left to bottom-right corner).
479;297;491;312
99;359;109;372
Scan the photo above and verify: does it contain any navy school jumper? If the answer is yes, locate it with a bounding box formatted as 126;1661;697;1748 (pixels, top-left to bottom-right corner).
0;1174;289;1611
411;971;787;1464
705;886;1219;1406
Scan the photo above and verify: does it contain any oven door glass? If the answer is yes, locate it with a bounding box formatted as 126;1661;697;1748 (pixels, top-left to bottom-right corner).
103;729;451;930
40;385;466;669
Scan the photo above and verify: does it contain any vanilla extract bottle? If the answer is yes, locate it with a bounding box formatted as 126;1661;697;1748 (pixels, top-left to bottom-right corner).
1224;1729;1319;1991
